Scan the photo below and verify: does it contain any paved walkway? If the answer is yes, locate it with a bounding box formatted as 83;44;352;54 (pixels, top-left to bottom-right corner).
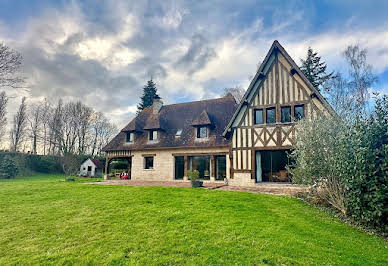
84;179;309;196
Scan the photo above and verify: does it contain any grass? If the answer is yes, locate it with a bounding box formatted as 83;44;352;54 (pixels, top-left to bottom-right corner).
0;175;386;265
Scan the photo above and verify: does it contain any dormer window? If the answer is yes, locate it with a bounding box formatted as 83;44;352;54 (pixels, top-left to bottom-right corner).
176;129;182;138
126;132;135;143
149;130;158;141
197;126;208;139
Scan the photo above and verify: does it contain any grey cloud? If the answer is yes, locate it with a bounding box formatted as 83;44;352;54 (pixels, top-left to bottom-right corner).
175;34;217;74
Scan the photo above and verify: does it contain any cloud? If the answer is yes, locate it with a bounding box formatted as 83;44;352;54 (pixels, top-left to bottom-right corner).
0;0;387;142
175;33;217;74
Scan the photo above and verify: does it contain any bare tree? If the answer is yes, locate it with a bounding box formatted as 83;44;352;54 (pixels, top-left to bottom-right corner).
10;97;28;151
28;103;42;154
40;99;51;155
60;153;81;180
90;111;104;156
75;101;92;155
0;91;8;145
0;43;25;89
343;45;377;111
97;122;118;155
223;85;246;103
48;99;63;155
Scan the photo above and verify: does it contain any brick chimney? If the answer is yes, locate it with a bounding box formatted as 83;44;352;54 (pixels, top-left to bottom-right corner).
152;98;163;114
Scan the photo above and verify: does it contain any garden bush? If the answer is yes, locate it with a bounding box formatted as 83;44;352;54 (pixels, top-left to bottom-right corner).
0;155;19;179
289;95;388;233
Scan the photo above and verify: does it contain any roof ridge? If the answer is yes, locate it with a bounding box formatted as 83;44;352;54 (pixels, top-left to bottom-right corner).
162;95;234;108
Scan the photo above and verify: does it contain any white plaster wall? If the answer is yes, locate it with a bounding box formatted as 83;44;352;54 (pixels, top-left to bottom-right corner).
80;159;95;177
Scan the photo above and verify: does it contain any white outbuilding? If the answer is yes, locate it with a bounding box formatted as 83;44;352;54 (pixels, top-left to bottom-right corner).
79;158;104;177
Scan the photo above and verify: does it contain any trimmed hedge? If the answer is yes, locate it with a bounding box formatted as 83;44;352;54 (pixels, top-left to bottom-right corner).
0;152;105;177
0;155;18;179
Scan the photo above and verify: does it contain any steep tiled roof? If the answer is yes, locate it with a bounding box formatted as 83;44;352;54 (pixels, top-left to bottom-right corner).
103;95;237;151
143;114;163;130
191;110;212;126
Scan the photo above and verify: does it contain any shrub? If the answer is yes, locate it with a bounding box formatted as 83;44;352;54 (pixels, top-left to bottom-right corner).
187;170;199;181
343;96;388;231
289;95;388;233
60;153;82;180
0;156;19;179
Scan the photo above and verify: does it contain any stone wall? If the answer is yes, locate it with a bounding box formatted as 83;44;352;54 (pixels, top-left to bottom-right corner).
229;172;255;187
130;147;230;181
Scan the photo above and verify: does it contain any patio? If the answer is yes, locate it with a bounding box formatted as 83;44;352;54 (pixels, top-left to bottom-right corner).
84;179;309;196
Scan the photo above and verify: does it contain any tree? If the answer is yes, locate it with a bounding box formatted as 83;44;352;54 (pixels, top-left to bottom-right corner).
60;153;81;180
49;99;63;155
343;45;377;111
0;42;25;89
326;45;377;118
40;99;51;155
28;103;42;154
10;97;28;152
223;86;245;103
75;101;92;155
90;111;105;156
137;79;161;112
300;47;334;91
0;91;8;145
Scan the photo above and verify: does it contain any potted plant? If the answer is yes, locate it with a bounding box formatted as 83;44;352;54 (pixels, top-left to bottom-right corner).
204;170;210;179
187;170;202;187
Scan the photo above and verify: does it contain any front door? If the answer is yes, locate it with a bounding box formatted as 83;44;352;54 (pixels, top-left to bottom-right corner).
255;151;262;182
87;166;92;177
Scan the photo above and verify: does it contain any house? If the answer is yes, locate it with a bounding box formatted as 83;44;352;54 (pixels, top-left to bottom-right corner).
102;40;334;186
79;158;104;177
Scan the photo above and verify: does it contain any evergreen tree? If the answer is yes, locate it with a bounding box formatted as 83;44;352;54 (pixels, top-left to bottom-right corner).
137;79;161;112
300;47;334;91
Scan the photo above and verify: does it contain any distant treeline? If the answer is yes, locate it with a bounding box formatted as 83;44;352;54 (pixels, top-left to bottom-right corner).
0;152;105;176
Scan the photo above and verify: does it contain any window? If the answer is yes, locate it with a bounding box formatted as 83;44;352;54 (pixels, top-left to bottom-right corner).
266;107;276;124
294;105;305;120
215;155;226;181
144;156;154;169
126;132;134;143
254;109;263;124
196;126;208;139
175;129;182;137
281;106;291;123
189;156;210;180
174;156;184;179
149;130;158;141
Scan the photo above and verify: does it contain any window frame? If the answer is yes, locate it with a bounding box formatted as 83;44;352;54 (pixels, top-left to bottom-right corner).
196;126;208;139
266;107;276;124
254;108;264;125
174;156;184;179
175;129;182;138
144;156;154;170
149;130;158;141
281;106;291;123
294;104;305;120
126;132;135;143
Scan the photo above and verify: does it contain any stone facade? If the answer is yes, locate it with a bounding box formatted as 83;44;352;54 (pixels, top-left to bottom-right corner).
106;147;230;182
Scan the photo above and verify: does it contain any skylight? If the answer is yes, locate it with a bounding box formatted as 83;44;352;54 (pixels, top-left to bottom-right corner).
176;129;182;137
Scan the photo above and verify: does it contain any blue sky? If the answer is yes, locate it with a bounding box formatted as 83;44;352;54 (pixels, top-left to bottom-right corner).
0;0;387;128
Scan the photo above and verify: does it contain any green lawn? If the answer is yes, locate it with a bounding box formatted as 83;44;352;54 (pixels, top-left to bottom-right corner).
0;175;386;265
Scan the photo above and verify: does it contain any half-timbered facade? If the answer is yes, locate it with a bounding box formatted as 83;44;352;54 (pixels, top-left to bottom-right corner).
223;40;334;186
103;40;334;186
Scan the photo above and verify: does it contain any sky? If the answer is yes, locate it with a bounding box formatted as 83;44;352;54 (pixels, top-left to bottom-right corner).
1;0;388;130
